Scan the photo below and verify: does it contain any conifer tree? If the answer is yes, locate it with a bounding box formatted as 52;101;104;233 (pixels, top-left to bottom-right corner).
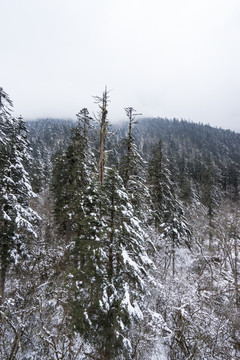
148;141;172;230
51;108;106;355
61;110;107;357
94;87;110;185
0;92;39;299
100;167;152;357
148;141;191;277
52;108;96;242
201;156;220;250
70;167;152;359
120;107;151;223
51;149;72;239
121;107;141;187
0;87;13;122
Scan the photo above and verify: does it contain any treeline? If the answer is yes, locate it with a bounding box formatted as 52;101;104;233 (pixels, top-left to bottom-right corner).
0;87;240;359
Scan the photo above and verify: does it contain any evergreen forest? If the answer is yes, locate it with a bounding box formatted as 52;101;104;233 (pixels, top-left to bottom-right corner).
0;87;240;360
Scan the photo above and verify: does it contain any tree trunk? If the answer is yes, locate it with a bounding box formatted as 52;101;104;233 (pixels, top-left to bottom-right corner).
98;88;108;185
0;268;6;303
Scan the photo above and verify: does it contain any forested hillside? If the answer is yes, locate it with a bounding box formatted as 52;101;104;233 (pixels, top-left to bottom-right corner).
1;88;240;359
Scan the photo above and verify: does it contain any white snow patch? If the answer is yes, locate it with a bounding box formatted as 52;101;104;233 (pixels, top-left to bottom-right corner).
121;283;143;320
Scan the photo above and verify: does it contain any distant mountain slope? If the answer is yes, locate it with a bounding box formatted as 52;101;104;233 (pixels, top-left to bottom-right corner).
132;117;240;162
26;118;75;190
131;117;240;201
26;117;240;198
26;118;75;157
27;117;240;162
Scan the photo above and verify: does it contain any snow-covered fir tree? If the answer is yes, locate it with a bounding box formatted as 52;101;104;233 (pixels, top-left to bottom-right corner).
148;141;191;277
97;167;152;359
69;166;153;360
0;90;39;300
120;107;151;224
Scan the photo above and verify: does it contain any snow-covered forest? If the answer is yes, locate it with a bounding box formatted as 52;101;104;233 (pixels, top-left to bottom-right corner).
1;87;240;360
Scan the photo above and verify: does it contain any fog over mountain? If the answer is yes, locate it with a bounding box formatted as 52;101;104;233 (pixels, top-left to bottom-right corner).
1;0;240;131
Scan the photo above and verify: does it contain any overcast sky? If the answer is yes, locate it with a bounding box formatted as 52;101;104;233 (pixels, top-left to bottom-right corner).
1;0;240;131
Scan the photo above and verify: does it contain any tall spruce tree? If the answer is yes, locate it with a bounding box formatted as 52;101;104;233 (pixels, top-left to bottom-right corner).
120;107;141;188
51;109;106;356
120;107;151;223
0;88;13;122
70;167;152;359
201;156;220;250
0;92;39;299
148;141;191;277
52;108;96;242
94;87;110;185
148;141;173;230
99;167;152;358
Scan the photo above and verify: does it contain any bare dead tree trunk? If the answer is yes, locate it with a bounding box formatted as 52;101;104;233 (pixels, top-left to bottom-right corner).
0;267;6;303
234;235;239;307
94;87;109;185
124;107;141;188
